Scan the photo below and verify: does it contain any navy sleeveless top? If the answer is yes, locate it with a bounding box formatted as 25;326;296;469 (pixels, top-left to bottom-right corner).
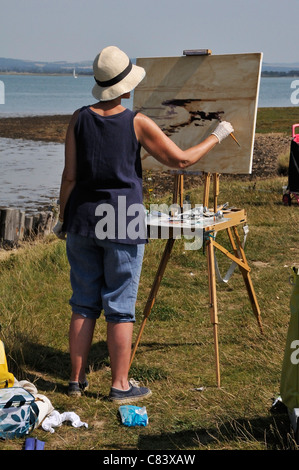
63;106;146;244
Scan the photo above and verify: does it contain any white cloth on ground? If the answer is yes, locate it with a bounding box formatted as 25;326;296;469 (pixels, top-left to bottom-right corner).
41;410;88;433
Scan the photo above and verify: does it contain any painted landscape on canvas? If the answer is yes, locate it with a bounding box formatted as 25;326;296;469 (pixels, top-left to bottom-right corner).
133;53;263;174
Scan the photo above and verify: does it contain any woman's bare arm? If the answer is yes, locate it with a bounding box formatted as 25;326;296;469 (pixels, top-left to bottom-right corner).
134;113;219;169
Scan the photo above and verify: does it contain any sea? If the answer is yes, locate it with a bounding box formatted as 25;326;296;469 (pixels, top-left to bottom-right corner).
0;74;298;211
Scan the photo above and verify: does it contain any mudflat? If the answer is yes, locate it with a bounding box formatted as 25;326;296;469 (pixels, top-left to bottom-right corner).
0;115;291;196
0;114;71;143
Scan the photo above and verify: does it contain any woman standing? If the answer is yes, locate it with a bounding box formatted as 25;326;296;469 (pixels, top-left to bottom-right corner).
54;46;233;403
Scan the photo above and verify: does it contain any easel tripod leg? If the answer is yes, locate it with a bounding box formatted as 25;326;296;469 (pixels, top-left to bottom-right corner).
213;173;220;213
207;238;221;387
203;173;211;208
130;237;176;368
227;227;263;334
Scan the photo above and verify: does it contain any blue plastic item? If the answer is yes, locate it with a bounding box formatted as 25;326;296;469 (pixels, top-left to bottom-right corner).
119;405;148;427
25;437;45;450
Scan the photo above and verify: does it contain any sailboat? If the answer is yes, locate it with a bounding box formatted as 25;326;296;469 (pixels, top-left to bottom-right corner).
73;68;78;79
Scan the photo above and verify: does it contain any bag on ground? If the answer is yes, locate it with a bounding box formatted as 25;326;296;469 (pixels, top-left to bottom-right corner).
0;387;39;439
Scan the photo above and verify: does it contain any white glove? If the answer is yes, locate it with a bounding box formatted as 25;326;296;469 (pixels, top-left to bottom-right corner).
53;219;66;240
212;121;234;143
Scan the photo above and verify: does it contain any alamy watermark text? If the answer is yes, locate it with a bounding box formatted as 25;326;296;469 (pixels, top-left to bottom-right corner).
94;196;204;250
291;80;299;105
0;81;4;104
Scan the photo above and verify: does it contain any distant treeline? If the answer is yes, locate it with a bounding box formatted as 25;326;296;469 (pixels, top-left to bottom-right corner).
1;57;299;77
0;66;93;75
0;57;93;75
3;68;299;77
262;70;299;77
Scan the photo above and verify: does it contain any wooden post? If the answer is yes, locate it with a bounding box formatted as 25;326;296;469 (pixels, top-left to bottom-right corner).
19;211;25;241
0;208;21;245
24;215;34;238
0;206;59;246
36;212;48;234
33;211;53;235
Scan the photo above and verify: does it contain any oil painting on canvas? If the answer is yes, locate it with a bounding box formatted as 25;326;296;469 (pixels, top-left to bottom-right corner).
133;53;262;174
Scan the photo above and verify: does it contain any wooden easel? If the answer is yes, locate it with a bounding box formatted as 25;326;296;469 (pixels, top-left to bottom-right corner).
130;172;263;387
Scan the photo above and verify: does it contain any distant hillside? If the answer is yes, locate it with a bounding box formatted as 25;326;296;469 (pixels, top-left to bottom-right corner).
262;62;299;77
1;57;299;77
0;57;93;75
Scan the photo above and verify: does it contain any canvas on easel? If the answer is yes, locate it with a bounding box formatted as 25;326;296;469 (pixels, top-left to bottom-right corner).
133;52;262;175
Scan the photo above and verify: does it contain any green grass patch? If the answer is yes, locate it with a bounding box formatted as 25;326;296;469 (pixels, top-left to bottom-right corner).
256;107;299;134
0;175;298;450
277;150;290;176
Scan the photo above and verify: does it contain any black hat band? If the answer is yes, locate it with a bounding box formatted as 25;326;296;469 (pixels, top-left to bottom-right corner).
94;60;133;88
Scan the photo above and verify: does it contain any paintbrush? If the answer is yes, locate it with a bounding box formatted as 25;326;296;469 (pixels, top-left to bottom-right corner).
217;116;241;147
230;132;241;147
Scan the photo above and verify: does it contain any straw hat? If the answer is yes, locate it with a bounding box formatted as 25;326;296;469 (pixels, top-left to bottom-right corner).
92;46;146;101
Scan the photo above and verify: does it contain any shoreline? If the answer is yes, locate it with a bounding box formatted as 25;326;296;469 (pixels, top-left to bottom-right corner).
0;109;294;144
0;112;293;183
0;107;298;143
0;72;92;76
1;71;299;77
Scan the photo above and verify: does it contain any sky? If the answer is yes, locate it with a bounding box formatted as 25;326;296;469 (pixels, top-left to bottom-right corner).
1;0;298;64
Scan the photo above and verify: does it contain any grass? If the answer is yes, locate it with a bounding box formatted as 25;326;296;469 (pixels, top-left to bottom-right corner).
0;172;299;451
277;150;290;176
256;107;299;134
0;106;298;450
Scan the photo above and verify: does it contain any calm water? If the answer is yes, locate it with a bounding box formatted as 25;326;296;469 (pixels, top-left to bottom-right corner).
0;74;297;210
0;74;133;117
0;74;297;117
0;138;64;212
